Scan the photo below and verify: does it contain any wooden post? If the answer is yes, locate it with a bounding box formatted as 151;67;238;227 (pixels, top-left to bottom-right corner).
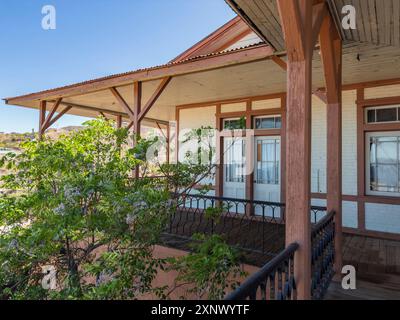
277;0;314;300
39;101;47;140
133;81;142;178
245;101;254;215
166;123;170;165
116;115;122;129
215;105;224;198
320;15;343;276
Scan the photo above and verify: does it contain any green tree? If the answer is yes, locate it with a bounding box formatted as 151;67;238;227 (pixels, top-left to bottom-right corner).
0;119;169;299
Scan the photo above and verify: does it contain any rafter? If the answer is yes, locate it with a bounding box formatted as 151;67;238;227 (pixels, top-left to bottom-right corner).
138;77;172;122
110;87;135;120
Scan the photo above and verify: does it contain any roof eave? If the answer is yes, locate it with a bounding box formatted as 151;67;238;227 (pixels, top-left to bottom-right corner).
4;44;274;106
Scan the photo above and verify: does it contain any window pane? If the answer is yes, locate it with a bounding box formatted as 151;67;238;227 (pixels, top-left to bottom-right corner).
225;138;245;183
376;108;397;122
275;117;282;129
255;116;281;129
375;164;398;191
367;110;376;123
262;118;275;129
264;143;275;162
224;119;244;130
376;138;397;163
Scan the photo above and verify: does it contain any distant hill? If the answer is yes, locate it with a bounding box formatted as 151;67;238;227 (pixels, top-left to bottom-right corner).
0;126;83;150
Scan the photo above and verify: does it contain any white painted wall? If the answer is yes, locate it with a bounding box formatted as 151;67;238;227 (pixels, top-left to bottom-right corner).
365;203;400;233
177;84;400;234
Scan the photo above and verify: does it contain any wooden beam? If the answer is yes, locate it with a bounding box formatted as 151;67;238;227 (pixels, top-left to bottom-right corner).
271;55;287;71
126;121;134;131
109;87;135;121
39;101;46;140
47;100;168;125
319;15;340;103
41;98;62;131
277;0;306;61
155;122;167;141
313;88;328;104
138;76;172;121
311;2;328;48
47;106;73;128
99;112;109;120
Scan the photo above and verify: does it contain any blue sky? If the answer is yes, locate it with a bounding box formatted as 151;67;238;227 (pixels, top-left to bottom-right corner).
0;0;235;133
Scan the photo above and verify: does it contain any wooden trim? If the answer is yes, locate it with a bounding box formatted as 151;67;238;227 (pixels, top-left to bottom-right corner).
176;92;286;111
364;123;400;132
170;16;247;63
343;227;400;242
358;96;400;108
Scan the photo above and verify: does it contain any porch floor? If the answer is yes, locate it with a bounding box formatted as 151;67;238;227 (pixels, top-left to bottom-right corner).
326;234;400;300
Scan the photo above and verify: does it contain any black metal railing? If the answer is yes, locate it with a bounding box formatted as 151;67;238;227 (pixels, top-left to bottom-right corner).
163;193;328;257
225;242;299;300
164;193;285;256
311;210;335;300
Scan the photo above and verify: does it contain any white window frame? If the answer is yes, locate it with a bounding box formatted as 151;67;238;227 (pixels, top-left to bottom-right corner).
365;131;400;197
254;115;282;130
365;105;400;124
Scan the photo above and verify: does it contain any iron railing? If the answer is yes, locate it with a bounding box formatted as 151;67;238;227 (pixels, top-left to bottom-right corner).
163;193;327;256
311;210;335;300
225;242;299;300
164;193;285;256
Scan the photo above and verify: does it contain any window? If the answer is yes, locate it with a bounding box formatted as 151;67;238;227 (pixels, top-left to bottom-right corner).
223;118;245;130
366;106;400;124
366;132;400;196
254;115;282;129
225;138;245;183
256;139;280;185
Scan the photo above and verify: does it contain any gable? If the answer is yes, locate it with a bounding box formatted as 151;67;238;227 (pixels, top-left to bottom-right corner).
223;31;263;51
170;16;264;63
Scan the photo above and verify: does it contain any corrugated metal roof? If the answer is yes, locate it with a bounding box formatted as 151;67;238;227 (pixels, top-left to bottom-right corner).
4;42;266;102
